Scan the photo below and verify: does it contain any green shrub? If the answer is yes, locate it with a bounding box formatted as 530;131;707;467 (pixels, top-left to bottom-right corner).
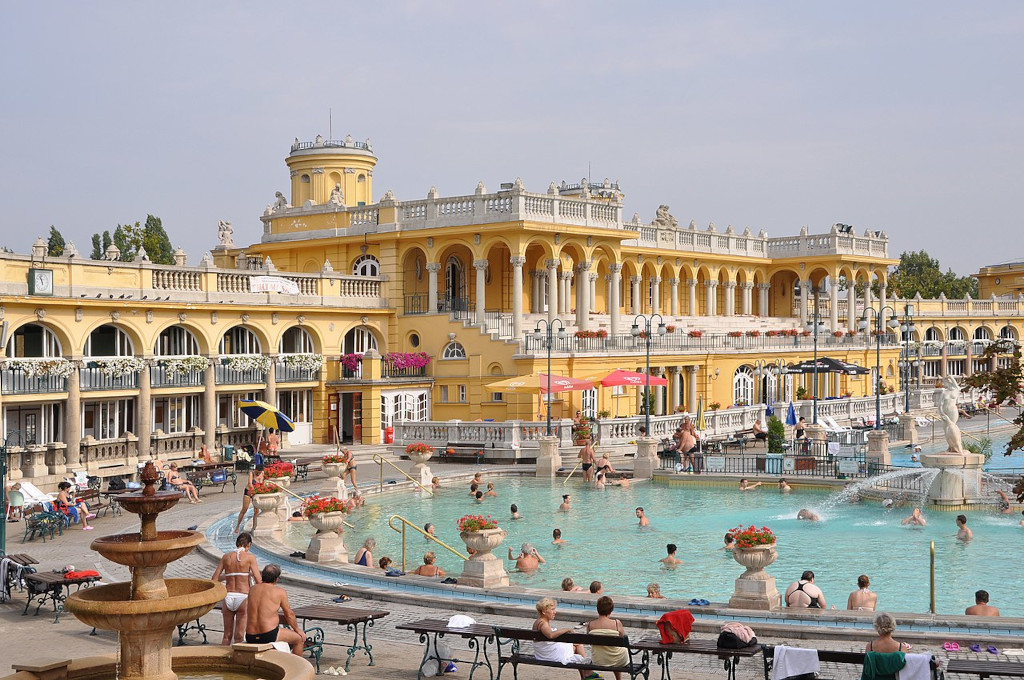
767;416;786;453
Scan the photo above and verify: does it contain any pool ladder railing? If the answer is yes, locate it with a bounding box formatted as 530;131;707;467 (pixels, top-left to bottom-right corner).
373;453;433;496
387;514;468;572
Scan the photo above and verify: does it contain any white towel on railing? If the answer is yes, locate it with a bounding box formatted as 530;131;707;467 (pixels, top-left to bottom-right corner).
772;646;820;680
897;654;932;680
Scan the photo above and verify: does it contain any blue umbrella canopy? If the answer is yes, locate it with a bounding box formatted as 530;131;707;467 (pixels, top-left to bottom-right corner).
238;399;295;432
785;401;798;426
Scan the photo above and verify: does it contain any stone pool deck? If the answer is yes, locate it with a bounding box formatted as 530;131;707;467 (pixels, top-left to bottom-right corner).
3;451;1022;679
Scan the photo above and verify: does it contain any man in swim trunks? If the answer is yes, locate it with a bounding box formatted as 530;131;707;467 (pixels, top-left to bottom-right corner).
901;507;927;526
508;543;545;571
244;564;304;654
785;570;827;609
956;514;973;542
578;441;596;482
212;532;261;645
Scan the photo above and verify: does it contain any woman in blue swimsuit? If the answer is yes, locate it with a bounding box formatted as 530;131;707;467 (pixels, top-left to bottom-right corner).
353;538;375;567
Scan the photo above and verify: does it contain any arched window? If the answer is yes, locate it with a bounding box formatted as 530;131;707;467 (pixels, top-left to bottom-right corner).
1000;325;1017;341
948;327;966;341
925;327;942;342
219;326;262;355
343;327;378;354
973;327;991;341
154;326;200;356
5;323;63;357
280;326;315;354
85;325;134;357
442;341;466;359
352;254;380;277
733;366;754;406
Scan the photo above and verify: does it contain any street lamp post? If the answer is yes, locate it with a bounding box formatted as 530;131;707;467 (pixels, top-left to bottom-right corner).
860;305;900;429
533;319;567;436
1;319;9;556
752;359;788;410
899;304;917;413
805;285;826;425
631;314;667;434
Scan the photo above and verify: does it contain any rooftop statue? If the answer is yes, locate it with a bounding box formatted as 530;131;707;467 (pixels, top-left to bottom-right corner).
653;205;678;229
272;191;289;213
217;220;234;247
328;183;344;206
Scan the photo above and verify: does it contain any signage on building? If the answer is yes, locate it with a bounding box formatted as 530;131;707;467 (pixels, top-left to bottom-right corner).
251;276;300;295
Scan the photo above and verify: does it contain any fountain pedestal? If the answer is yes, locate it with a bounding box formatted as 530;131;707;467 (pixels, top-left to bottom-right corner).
866;429;891;467
728;544;781;611
633;437;659;479
920;452;985;505
306;512;349;563
459;528;510;588
535;436;561;477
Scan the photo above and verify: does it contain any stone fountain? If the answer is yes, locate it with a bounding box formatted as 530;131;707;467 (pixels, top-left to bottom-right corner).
918;377;985;506
63;462;226;680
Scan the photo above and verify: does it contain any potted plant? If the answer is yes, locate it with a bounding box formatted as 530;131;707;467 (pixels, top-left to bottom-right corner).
263;461;294;488
709;401;721;411
727;331;742;338
322;453;347;478
302;495;348;533
457;513;506;557
405;442;435;465
597;409;611;419
665;325;676;334
833;331;844;338
729;524;778;577
250;481;283;513
746;330;761;337
688;330;703;338
767;416;785;453
572;417;592;444
795;386;808;400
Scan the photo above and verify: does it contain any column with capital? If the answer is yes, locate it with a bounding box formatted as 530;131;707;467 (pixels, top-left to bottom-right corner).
631;276;642;314
688;279;697;316
705;280;717;316
427;262;441;313
723;281;737;316
741;282;753;315
137;358;152;462
474;259;489;327
865;278;874;312
576;261;591;331
531;270;542;314
880;282;888;314
798;279;810;321
204;356;217;451
847;284;857;329
668;278;679;316
64;359;82;471
668;367;681;412
265;353;278;409
589;272;598;312
546;259;559;323
830;282;839;332
511;256;526;340
609;264;622;335
651;277;661;315
758;283;770;317
560;271;573;321
687;366;698;413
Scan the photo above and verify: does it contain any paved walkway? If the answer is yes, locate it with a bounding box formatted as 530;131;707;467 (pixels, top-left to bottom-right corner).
0;452;1012;680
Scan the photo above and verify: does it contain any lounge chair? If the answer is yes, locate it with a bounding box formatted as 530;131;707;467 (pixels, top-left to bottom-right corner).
822;415;853;433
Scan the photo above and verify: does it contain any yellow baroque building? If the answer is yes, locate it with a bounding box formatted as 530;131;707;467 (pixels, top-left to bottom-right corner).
2;134;1019;489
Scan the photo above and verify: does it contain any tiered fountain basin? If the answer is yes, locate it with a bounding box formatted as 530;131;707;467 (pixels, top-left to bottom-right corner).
66;579;225;631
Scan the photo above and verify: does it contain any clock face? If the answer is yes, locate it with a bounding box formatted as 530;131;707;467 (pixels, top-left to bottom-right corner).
30;268;53;295
995;278;1001;285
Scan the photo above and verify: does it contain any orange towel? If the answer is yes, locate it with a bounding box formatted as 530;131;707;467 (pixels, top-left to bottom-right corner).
64;570;100;580
657;609;695;644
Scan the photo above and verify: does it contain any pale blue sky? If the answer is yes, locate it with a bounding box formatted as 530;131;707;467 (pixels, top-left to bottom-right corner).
2;2;1021;275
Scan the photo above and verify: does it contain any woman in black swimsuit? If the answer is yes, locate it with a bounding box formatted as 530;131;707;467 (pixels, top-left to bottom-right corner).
234;465;265;533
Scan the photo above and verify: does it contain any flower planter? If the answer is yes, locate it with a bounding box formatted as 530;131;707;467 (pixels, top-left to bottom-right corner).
309;511;347;535
322;462;346;479
306;511;349;563
732;544;778;579
729;543;781;610
459;528;509;589
251;492;282;514
266;476;290;489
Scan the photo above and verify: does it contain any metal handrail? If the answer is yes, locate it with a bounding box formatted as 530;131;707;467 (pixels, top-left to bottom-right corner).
373;453;433;495
387;514;468;571
268;479;354;528
919;413;986;446
562;461;581;485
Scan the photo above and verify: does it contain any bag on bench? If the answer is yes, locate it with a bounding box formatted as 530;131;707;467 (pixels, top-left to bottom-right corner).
211;470;227;484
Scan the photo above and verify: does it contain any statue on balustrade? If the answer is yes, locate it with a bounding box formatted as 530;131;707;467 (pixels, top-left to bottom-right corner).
328;183;345;207
272;191;289;212
217;220;234;247
653;205;679;230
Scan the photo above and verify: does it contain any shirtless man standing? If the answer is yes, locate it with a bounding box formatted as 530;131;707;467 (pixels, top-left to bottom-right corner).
847;574;877;611
635;507;650;527
212;532;261;645
578;441;597;482
244;564;304;655
508;543;545;571
901;507;927;526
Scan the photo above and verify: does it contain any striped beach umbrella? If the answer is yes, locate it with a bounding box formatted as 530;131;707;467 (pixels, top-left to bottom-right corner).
237;399;296;432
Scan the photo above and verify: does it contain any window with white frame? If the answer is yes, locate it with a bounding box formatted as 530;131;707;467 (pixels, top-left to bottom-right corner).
155;326;201;356
946;360;965;376
924;327;942;342
6;323;63;357
439;385;449;403
277;389;312;422
948;327;966;341
279;326;315;354
923;360;940;377
442;342;466;359
153;395;201;434
220;326;262;355
458;385;467;402
352;254;380;277
733;366;754;406
85;325;134;357
82;398;135;440
343;326;378;354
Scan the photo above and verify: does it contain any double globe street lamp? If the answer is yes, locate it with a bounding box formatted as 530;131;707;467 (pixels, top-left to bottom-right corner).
533;319;567;436
630;314;667;434
860;306;901;429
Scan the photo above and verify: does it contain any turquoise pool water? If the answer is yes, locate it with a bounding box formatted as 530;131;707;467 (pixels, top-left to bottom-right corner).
890;422;1024;470
280;477;1023;616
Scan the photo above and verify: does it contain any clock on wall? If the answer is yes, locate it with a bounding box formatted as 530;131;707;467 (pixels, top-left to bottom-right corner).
28;268;54;296
995;278;1001;285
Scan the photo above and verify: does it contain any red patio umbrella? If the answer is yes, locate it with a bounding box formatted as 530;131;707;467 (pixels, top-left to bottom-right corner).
593;369;668;388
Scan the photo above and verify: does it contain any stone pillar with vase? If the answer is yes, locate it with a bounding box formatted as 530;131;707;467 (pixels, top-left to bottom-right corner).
405;443;434;487
728;527;781;610
535;437;561;478
458;516;510;588
251;491;284;542
322;455;348;498
305;498;349;563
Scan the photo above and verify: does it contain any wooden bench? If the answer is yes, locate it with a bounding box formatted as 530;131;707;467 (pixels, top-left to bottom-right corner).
945;659;1024;679
21;506;65;543
186;467;237;493
492;625;649;680
439;442;486;464
1;553;39;603
396;617;498;680
762;645;939;680
76;488;115;517
634;636;760;680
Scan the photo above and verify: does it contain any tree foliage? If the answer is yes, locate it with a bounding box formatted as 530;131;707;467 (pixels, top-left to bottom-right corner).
90;231;112;259
888;250;979;300
46;226;65;256
141;214;174;264
767;416;786;453
89;215;173;263
964;339;1024;500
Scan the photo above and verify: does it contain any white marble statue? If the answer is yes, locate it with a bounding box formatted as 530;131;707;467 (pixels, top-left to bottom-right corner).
217;220;234;247
272;191;289;212
328;183;344;206
938;375;965;453
653;205;679;229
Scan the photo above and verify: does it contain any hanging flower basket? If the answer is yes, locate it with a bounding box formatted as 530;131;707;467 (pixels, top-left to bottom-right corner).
92;356;146;377
161;355;210;376
225;354;272;373
383;351;431;370
2;357;76;378
688;330;703;338
283;353;324;372
727;331;743;338
340;353;363;372
746;330;761;337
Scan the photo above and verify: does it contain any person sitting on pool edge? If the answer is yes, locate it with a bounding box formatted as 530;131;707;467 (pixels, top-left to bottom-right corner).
785;570;827;609
847;574;877;611
411;551;446;578
965;589;1000;616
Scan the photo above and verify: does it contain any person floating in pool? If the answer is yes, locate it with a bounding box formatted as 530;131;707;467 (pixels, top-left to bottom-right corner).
552;528;567;545
956;514;973;542
721;533;736;551
778;479;792;494
902;507;927;526
635;507;650;527
659;543;682;567
510;503;522;520
797;508;820;521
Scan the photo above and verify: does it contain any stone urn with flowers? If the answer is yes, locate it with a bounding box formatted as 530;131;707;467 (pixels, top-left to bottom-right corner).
728;525;781;610
321;453;347;497
457;514;509;588
303;495;349;563
250;482;284;541
405;442;435;487
263;462;295;523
